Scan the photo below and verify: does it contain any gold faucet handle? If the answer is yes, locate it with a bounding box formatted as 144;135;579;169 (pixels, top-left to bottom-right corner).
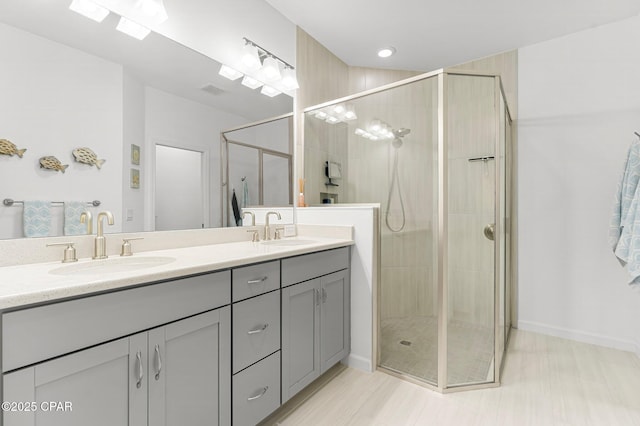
246;229;260;242
121;238;143;257
47;242;78;263
275;227;285;240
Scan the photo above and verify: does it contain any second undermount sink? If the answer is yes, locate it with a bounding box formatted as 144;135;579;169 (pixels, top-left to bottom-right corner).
261;239;317;247
49;256;176;276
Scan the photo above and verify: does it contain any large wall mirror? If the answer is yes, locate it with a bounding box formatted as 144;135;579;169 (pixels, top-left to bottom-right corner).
0;0;294;239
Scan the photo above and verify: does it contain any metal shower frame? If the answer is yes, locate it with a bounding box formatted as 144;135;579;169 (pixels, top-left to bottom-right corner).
301;68;515;393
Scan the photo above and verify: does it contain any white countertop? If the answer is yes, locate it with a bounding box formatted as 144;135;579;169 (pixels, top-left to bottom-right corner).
0;236;353;310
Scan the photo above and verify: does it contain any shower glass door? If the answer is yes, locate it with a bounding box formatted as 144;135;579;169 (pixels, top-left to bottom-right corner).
446;74;497;387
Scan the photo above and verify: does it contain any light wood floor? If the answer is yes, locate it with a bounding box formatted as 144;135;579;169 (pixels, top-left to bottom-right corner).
264;329;640;425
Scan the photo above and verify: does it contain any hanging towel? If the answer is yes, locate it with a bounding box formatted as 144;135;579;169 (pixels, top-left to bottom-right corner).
231;189;241;226
610;139;640;285
23;201;52;238
63;201;87;236
242;178;249;208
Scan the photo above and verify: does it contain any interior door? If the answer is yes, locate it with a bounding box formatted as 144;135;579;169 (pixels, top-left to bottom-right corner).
155;144;204;231
262;153;291;206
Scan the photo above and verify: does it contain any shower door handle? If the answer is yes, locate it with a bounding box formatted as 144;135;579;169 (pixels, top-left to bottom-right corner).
483;223;495;241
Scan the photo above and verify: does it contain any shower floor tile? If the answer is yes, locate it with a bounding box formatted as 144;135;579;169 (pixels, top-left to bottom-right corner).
380;316;494;386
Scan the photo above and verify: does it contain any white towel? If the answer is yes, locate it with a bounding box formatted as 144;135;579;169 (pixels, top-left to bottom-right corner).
23;201;52;238
64;201;87;236
610;139;640;285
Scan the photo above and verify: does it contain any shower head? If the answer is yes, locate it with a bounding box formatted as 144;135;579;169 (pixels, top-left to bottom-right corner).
392;128;411;138
391;128;410;148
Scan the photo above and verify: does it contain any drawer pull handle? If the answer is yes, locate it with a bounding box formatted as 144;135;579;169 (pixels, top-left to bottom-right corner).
247;386;269;401
247;324;269;335
135;351;144;389
154;344;162;380
247;276;268;284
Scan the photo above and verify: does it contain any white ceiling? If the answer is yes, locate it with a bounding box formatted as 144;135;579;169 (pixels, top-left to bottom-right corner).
266;0;640;71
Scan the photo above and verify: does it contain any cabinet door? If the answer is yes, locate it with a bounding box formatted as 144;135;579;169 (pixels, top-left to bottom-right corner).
320;270;350;373
3;336;145;426
281;279;320;403
148;307;231;426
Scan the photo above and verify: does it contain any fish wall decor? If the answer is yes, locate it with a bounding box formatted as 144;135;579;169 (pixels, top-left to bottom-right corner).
39;156;69;173
72;147;105;169
0;139;26;158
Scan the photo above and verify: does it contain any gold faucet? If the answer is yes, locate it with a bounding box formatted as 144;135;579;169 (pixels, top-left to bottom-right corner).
242;210;255;226
264;211;282;240
94;211;114;259
80;211;93;235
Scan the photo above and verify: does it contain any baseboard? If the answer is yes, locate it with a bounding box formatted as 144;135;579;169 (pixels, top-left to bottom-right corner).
344;353;373;372
518;320;640;357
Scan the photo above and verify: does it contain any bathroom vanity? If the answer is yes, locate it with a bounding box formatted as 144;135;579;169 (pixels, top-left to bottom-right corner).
0;237;352;426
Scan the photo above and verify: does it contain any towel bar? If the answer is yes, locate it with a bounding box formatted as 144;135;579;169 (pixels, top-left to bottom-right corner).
3;199;101;207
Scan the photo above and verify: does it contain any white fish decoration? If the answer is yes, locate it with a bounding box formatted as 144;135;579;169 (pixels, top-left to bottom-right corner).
39;156;69;173
72;147;105;169
0;139;26;158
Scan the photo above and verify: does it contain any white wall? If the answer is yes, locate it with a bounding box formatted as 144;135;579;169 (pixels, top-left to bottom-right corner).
297;205;379;372
122;72;146;232
144;88;248;229
518;15;640;355
0;23;123;238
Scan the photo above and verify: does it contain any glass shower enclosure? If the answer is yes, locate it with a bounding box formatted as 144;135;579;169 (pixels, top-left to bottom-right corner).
303;69;513;392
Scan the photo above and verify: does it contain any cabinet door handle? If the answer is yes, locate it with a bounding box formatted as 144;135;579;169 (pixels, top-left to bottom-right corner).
135;351;144;389
322;288;327;303
247;276;268;284
247;386;269;401
315;289;320;306
154;344;162;380
247;324;269;335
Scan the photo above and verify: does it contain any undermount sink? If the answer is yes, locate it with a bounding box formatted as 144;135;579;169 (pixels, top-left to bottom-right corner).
261;239;317;246
50;256;176;276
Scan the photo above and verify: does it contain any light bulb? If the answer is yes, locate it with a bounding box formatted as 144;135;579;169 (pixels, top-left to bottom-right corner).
260;85;281;97
261;56;281;81
280;66;299;90
218;65;243;81
241;43;261;71
116;17;151;40
241;75;263;89
69;0;109;22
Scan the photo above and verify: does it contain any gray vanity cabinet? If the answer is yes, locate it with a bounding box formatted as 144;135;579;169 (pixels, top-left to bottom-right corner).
281;248;350;403
2;271;232;426
3;307;231;426
231;261;282;426
3;337;133;426
147;308;231;426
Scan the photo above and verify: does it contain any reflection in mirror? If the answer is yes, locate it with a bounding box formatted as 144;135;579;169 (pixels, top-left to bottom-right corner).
221;115;293;227
0;0;293;240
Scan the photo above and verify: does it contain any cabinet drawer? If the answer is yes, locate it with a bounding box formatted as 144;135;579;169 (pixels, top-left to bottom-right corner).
232;260;280;302
232;291;280;374
282;247;349;287
232;351;280;426
2;271;230;373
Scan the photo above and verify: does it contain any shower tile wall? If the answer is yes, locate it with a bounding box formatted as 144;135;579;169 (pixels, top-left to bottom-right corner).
304;118;349;205
447;75;497;329
345;79;439;321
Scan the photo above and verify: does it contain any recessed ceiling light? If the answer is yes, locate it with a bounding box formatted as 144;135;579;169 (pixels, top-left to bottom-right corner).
377;47;396;58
